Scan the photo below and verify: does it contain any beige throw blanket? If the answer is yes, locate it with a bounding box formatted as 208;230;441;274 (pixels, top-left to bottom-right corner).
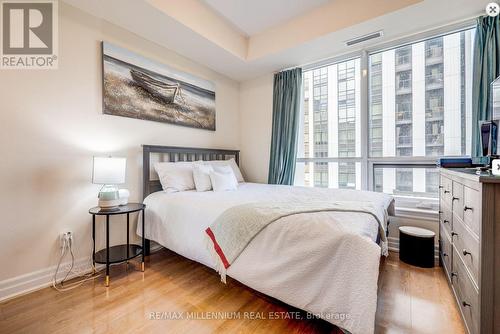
205;200;389;283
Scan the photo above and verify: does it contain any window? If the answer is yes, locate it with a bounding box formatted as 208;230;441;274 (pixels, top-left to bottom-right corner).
295;161;361;190
373;165;439;212
338;162;357;189
367;28;474;211
396;168;413;192
374;169;383;193
396;46;412;66
369;29;474;158
295;58;361;189
296;26;476;215
314;162;329;188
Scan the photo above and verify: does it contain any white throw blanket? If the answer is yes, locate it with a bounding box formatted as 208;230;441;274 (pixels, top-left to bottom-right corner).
206;200;389;283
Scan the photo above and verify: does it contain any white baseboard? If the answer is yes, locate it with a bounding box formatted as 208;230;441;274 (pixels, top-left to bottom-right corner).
0;257;101;302
0;243;163;302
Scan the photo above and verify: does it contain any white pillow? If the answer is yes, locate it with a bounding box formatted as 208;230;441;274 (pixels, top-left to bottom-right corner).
209;167;238;192
154;162;195;193
193;164;214;192
207;158;244;183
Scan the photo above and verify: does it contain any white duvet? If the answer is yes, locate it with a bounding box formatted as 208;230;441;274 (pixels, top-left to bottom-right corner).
138;183;394;334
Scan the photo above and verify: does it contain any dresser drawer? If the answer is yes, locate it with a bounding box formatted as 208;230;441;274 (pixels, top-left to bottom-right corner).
439;225;452;276
452;216;480;287
452;181;464;221
440;203;452;239
452;248;479;334
463;186;480;237
440;175;453;207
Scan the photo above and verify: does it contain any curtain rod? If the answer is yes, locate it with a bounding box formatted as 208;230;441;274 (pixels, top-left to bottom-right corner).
274;66;300;74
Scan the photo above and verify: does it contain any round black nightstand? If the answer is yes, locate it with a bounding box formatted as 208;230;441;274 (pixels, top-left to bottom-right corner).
89;203;146;286
399;226;435;268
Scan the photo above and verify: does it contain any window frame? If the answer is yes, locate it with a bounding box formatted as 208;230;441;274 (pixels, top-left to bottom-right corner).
297;19;476;219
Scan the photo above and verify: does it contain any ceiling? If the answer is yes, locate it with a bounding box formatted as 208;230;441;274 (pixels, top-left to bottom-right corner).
201;0;331;36
61;0;487;82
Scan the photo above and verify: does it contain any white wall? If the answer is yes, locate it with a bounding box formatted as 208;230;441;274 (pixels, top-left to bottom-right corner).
238;74;274;183
0;3;240;288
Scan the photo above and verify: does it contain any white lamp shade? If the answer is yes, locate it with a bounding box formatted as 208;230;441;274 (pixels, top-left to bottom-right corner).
92;157;126;184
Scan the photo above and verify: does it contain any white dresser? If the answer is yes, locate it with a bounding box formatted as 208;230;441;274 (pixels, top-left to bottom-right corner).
439;168;500;334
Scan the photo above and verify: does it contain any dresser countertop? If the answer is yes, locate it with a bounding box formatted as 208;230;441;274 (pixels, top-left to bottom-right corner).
440;167;500;183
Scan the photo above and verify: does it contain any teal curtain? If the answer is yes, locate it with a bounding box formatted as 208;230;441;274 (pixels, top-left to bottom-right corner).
268;68;302;185
472;15;500;157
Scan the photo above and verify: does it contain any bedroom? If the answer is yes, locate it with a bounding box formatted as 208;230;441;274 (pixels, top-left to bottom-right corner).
0;0;499;333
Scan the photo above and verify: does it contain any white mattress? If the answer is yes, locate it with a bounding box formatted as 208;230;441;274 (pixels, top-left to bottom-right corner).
139;183;394;333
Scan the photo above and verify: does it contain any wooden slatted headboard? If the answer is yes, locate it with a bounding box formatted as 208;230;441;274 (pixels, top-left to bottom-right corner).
142;145;240;199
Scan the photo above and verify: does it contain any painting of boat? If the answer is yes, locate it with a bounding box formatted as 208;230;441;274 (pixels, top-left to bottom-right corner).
130;69;186;105
102;42;216;130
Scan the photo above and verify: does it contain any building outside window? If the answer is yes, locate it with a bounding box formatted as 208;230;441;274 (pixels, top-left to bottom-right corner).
295;58;362;190
312;68;329;187
367;28;474;212
303;77;311;186
397;71;412;91
338;60;357;158
425;169;440;194
296;26;475;215
339;162;356;189
369;53;383;157
395;168;413;193
374;169;384;193
396;46;412;66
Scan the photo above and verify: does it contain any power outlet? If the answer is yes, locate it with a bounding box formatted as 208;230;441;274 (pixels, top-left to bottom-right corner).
60;231;73;250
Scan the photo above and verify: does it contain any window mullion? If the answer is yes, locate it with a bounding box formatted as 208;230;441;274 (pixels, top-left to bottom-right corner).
360;50;369;191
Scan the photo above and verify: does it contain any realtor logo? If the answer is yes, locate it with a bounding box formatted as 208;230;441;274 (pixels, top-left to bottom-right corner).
1;0;58;69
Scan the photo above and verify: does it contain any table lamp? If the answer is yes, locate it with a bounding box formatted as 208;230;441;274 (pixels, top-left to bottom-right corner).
92;156;126;209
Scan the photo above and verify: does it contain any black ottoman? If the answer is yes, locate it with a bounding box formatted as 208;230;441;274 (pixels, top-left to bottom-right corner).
399;226;435;268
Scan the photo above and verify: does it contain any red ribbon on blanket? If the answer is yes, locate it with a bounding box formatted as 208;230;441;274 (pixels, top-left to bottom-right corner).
205;227;230;269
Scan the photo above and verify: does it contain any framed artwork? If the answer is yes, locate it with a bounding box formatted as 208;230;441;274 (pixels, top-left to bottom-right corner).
102;42;216;130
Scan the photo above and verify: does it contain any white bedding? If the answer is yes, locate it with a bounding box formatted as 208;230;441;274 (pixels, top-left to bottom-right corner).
138;183;393;334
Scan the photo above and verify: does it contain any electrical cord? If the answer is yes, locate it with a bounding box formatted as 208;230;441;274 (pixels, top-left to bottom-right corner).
52;234;100;292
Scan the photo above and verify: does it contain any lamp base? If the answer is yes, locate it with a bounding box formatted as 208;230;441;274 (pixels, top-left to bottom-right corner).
98;185;120;209
98;198;121;209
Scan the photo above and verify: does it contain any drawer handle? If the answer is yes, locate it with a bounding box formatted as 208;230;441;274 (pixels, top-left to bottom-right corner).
451;272;458;280
444;190;450;194
462;301;471;308
464;206;473;212
438;210;443;214
452;197;459;201
439;185;443;189
443;253;448;257
462;249;471;257
451;231;458;238
443;219;449;224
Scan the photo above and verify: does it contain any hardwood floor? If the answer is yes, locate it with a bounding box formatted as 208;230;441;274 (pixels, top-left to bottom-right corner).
0;250;464;334
376;253;465;334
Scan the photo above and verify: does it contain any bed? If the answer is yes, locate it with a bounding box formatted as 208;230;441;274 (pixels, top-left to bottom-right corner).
138;145;394;334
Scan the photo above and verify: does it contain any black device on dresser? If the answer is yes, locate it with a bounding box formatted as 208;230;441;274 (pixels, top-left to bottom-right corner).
89;203;146;286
